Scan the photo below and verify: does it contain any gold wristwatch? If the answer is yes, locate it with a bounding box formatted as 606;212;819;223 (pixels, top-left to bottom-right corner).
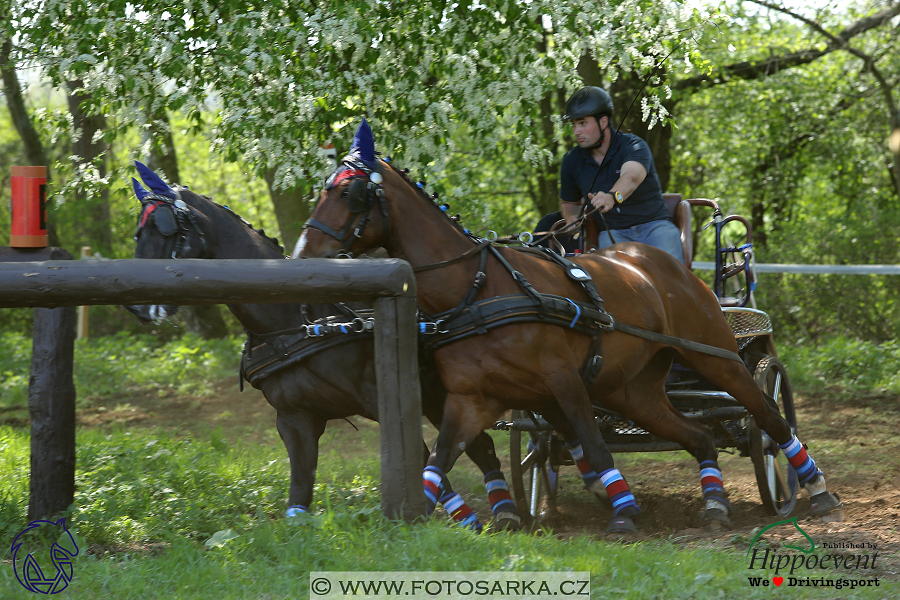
611;191;623;204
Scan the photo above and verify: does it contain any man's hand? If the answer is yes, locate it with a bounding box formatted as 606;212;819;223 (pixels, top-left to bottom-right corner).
588;191;616;213
561;200;582;226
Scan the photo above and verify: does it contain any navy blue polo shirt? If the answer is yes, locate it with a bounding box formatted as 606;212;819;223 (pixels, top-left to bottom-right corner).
559;129;670;230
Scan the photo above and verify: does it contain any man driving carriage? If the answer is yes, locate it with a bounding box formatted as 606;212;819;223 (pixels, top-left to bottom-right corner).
544;86;684;264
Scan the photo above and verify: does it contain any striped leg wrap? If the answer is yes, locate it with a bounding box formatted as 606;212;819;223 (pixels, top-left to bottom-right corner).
779;435;822;485
439;491;483;533
699;460;732;513
599;468;640;516
285;505;308;518
699;460;726;501
423;466;445;515
484;471;518;518
567;441;600;489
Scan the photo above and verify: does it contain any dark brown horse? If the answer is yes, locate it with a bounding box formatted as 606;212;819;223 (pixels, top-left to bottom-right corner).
126;163;521;532
296;122;842;534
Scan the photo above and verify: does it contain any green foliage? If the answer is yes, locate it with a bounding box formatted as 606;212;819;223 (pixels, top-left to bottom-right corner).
780;336;900;395
670;0;900;342
0;331;32;410
0;332;242;411
11;0;707;211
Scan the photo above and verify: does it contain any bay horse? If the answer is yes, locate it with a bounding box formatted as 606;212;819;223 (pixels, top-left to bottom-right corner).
126;162;522;532
296;120;843;534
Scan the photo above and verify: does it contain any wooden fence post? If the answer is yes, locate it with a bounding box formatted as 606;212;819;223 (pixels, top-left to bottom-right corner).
374;295;426;522
28;304;77;521
0;247;77;521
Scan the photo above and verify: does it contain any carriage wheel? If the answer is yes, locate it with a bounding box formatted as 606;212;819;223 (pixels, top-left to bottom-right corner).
508;410;559;524
749;357;799;516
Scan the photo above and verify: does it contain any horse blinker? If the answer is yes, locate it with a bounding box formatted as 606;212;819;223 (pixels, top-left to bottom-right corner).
153;207;179;236
345;178;370;213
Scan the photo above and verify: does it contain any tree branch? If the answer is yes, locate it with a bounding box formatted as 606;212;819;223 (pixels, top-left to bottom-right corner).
674;3;900;91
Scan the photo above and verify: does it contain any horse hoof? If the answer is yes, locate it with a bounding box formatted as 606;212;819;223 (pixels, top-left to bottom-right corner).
810;491;843;519
700;508;732;531
490;512;524;533
605;516;638;538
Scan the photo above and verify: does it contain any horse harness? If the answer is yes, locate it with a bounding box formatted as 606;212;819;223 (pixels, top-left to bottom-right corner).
417;243;616;383
239;304;377;389
248;158;743;389
302;159;744;387
414;241;743;384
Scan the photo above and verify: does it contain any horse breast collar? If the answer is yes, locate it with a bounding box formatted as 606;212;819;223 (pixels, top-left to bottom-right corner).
305;156;389;257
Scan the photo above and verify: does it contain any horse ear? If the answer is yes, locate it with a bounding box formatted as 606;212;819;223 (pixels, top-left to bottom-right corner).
132;178;150;202
134;161;176;199
350;118;376;163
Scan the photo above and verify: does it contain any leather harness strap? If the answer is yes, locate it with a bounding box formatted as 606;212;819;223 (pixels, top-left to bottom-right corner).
611;322;743;362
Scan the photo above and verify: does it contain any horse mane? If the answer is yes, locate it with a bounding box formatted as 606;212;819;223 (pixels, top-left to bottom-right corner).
175;187;285;255
386;163;472;239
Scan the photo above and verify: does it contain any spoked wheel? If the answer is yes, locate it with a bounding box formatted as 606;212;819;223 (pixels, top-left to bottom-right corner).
749;356;799;516
508;410;559;524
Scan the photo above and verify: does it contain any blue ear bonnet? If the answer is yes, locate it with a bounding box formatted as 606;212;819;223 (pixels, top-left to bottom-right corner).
133;161;176;200
348;118;378;170
132;178;150;201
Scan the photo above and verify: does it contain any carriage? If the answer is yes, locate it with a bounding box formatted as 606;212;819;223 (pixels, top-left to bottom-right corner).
495;196;800;525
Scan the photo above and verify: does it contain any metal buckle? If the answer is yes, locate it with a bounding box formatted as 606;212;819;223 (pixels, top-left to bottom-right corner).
599;314;615;332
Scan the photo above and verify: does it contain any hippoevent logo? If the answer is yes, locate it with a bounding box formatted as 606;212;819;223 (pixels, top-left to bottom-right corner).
746;517;880;591
10;518;79;594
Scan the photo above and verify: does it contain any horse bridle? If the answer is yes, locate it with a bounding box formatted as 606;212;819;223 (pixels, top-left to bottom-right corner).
133;191;207;259
304;157;390;257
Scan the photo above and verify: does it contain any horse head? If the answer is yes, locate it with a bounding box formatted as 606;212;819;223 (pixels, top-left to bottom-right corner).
295;119;397;259
126;163;216;322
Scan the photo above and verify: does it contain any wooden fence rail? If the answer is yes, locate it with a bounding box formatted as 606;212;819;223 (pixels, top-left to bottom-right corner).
0;251;425;523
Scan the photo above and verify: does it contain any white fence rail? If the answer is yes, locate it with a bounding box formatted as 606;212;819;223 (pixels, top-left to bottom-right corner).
693;262;900;275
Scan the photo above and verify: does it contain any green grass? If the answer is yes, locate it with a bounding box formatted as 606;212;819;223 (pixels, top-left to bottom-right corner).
1;426;892;600
0;332;242;410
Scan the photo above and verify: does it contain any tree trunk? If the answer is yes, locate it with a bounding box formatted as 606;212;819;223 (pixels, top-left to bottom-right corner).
534;91;561;217
67;81;112;254
141;109;181;184
264;167;311;253
750;200;767;249
889;111;900;197
1;38;60;246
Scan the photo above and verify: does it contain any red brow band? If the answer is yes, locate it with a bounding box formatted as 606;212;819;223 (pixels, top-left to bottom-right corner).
139;203;159;229
329;168;367;189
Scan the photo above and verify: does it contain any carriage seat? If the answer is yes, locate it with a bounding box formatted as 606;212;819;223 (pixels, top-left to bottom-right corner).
662;193;692;269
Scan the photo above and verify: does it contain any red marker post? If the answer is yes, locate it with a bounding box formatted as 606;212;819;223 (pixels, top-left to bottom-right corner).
10;166;48;248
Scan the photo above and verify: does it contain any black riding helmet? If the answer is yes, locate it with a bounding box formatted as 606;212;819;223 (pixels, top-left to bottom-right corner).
562;86;614;122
